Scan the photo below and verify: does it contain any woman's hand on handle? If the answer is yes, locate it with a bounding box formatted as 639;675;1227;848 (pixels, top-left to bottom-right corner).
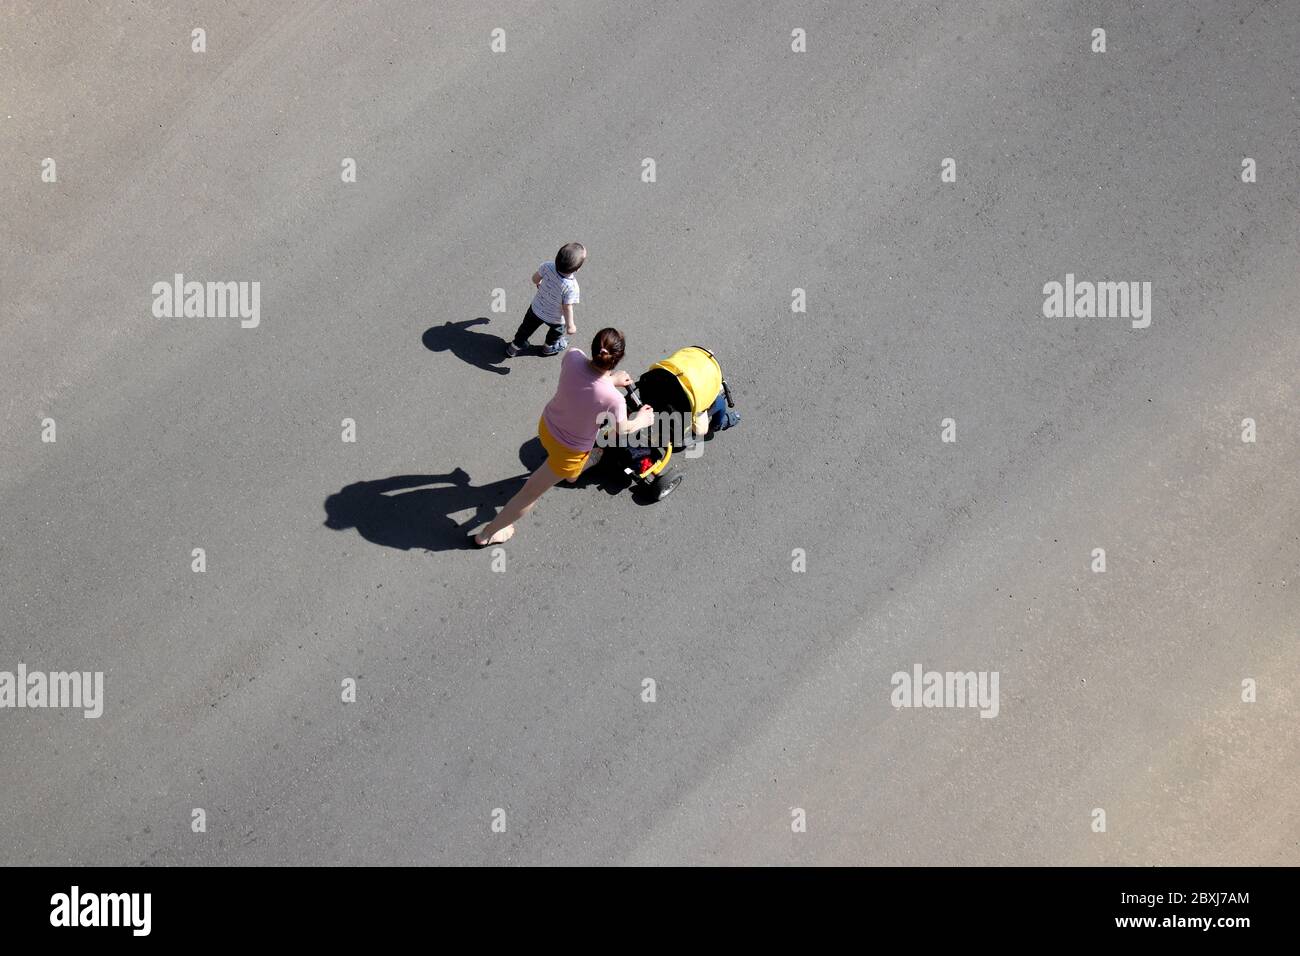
630;405;655;432
612;370;634;389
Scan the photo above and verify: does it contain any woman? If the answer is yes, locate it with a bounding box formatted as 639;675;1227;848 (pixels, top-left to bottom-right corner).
473;328;655;546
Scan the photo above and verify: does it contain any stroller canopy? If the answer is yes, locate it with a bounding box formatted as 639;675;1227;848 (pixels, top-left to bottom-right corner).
645;347;722;417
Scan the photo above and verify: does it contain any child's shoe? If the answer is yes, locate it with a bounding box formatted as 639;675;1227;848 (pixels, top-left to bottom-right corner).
541;336;568;356
504;341;521;358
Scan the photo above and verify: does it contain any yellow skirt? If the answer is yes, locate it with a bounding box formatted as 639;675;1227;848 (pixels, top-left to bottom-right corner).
538;416;589;480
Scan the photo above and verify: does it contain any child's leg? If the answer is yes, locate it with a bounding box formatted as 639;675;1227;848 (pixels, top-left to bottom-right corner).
510;307;544;347
539;321;569;356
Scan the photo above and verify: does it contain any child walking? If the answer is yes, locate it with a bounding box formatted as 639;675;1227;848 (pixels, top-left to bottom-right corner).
504;242;585;357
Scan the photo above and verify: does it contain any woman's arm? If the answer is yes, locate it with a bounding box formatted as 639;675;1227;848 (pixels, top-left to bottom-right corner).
618;405;654;433
596;403;655;437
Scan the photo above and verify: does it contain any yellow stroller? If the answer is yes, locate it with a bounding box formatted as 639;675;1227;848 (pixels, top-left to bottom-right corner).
608;346;737;501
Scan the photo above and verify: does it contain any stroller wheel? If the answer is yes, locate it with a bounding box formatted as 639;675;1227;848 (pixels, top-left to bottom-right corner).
656;472;684;501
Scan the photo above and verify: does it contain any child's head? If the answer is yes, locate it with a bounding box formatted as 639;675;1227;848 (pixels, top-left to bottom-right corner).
591;328;625;371
555;242;587;276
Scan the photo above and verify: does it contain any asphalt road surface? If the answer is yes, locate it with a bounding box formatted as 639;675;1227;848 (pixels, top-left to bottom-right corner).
2;1;1297;865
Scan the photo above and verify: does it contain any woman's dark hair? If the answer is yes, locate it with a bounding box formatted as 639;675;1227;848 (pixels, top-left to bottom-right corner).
555;242;586;275
590;328;625;371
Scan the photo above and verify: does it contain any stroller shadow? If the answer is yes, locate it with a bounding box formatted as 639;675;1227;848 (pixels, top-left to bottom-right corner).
322;468;527;552
422;317;510;375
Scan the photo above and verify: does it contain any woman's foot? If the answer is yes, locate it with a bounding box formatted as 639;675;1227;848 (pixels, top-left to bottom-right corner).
473;525;515;546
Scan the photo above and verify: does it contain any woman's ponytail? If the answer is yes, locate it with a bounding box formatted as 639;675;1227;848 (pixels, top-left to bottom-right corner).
590;328;625;371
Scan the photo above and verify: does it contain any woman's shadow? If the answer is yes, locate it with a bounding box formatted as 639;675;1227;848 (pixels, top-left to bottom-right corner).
422;317;510;375
322;443;641;554
323;468;526;552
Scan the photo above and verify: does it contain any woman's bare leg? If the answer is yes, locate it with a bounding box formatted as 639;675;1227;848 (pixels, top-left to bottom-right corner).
474;461;566;544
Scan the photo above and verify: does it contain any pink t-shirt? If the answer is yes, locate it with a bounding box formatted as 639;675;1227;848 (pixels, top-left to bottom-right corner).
542;349;627;451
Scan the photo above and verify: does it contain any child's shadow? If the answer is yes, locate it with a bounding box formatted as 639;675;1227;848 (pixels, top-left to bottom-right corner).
422;317;510;375
322;468;527;552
